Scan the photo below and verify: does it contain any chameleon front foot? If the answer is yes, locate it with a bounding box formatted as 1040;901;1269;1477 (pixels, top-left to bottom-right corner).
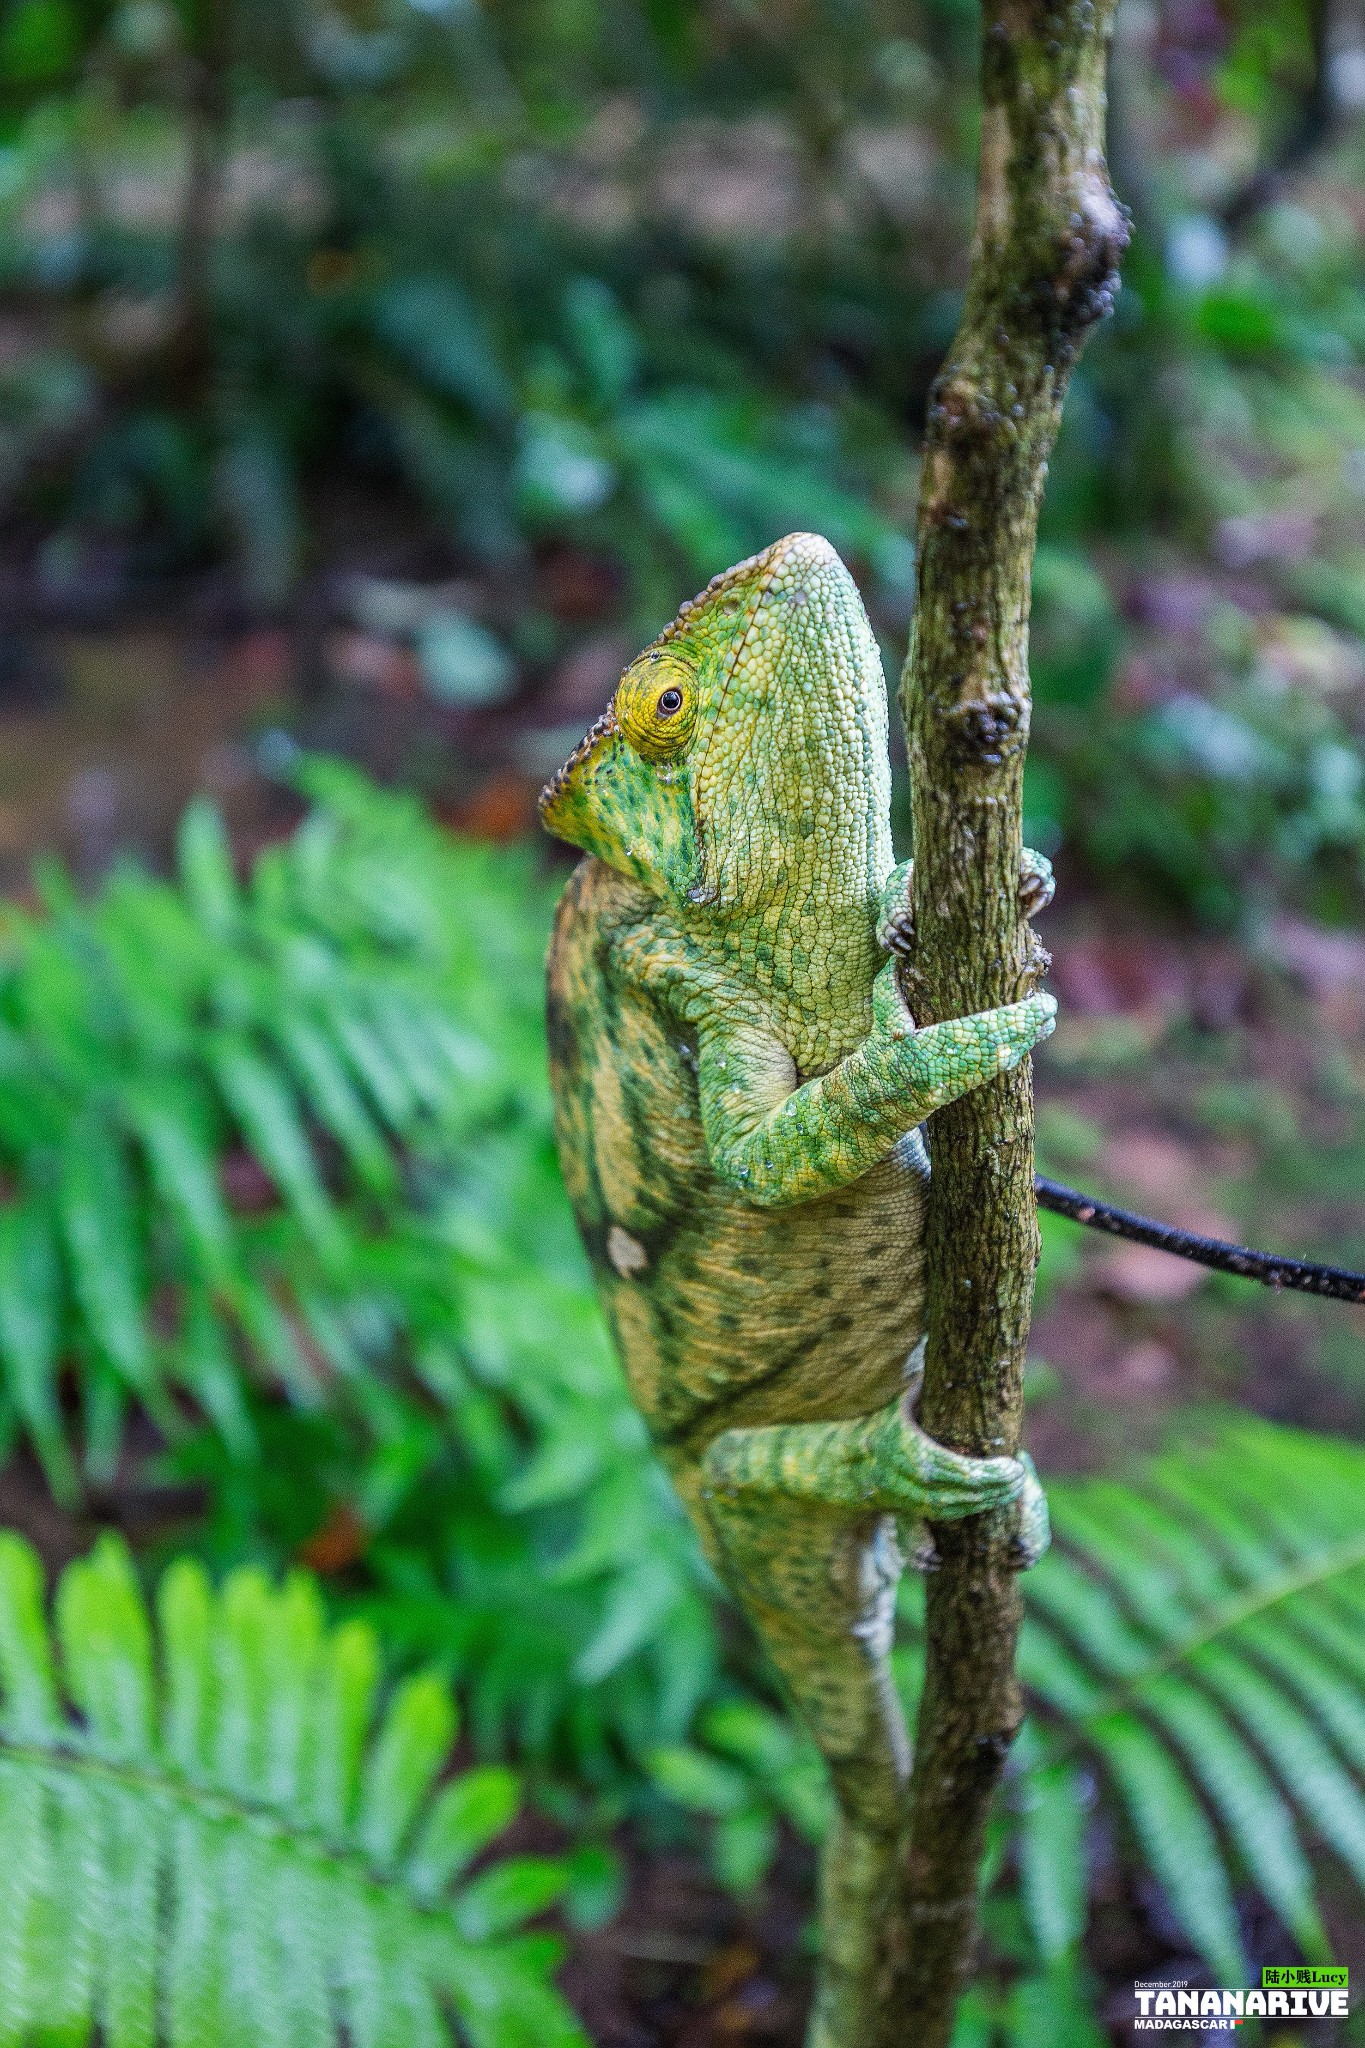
877;848;1056;958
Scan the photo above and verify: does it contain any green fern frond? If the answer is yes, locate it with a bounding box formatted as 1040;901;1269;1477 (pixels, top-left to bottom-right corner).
0;764;717;1768
0;769;534;1493
0;1528;586;2048
1017;1415;1365;1977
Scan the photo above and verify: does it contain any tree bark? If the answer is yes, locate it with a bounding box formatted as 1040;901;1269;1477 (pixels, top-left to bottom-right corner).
879;7;1127;2044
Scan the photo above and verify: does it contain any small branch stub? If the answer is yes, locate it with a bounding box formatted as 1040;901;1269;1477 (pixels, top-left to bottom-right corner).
878;5;1128;2045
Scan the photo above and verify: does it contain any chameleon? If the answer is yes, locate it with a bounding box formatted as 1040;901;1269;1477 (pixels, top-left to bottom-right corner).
540;531;1056;2046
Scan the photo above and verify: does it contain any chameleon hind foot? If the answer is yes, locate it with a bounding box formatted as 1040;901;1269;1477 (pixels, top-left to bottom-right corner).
900;1458;1055;1564
876;861;917;960
1017;848;1057;920
895;1345;1050;1572
702;1389;1051;1569
901;1456;1049;1573
701;1391;1030;1524
1011;1453;1050;1569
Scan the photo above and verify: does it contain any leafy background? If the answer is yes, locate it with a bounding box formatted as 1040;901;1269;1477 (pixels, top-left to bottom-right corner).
0;0;1359;2041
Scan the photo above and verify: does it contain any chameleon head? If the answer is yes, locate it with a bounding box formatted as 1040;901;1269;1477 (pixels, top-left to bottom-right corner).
539;532;891;916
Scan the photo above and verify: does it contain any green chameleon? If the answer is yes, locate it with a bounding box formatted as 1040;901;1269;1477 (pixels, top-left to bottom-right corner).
540;532;1056;2045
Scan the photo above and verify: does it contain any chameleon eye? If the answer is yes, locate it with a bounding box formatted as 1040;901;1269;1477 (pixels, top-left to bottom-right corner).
614;655;697;762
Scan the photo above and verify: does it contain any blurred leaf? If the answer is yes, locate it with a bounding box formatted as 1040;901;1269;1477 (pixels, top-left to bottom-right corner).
1015;1729;1088;1965
564;278;639;408
416;611;517;706
0;0;77;81
1018;1417;1356;1974
209;1037;346;1265
59;1121;154;1398
518;414;617;518
646;1743;749;1817
454;1856;569;1939
0;1201;74;1502
217;428;302;610
371;279;514;424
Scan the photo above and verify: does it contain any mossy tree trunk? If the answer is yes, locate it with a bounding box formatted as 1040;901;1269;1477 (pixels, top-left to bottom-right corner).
879;6;1127;2045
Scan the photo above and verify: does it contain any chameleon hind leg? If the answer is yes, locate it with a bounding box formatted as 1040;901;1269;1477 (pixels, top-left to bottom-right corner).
699;1393;1047;2048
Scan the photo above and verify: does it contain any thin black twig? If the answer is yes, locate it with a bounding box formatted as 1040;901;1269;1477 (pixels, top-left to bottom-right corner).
1036;1176;1365;1303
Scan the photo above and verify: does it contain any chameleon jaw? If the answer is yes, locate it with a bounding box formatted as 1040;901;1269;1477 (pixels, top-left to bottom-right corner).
538;705;619;830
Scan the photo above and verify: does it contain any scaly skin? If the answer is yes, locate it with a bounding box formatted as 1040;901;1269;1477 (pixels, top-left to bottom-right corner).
541;533;1055;2047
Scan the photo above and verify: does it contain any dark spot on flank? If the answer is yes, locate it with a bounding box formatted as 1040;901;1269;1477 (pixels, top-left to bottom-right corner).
737;1256;761;1276
864;1243;889;1260
544;988;579;1076
718;1311;738;1331
826;1313;852;1335
810;1282;832;1300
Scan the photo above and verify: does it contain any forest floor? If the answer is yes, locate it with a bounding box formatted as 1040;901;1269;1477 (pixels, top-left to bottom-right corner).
0;525;1359;2045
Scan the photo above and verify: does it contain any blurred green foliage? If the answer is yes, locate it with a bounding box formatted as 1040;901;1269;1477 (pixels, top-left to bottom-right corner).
0;766;1363;2033
0;0;1355;932
0;0;1361;2030
0;759;716;1775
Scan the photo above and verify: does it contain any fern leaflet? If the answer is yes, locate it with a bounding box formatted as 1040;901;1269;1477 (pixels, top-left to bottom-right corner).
1019;1416;1365;1977
0;1531;587;2047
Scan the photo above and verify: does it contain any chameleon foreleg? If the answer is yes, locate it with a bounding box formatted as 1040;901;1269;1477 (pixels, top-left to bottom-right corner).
697;961;1055;1207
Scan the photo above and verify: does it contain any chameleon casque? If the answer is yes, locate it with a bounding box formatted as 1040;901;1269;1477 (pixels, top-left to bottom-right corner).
540;532;1057;2044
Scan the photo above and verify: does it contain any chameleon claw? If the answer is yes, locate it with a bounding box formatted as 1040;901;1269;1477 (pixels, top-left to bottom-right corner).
878;903;916;959
902;1518;941;1572
895;1347;1048;1557
876;859;916;958
1018;847;1055;921
1009;1453;1051;1569
877;849;1053;956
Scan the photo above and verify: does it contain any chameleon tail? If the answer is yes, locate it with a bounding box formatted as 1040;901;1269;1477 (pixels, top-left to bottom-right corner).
699;1391;1042;2044
814;1810;902;2048
702;1486;910;2047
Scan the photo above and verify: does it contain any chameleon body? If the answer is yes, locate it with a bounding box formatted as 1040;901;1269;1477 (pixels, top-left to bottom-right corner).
540;533;1055;2045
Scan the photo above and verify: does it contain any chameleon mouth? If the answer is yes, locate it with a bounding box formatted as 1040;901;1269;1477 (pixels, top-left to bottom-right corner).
538;705;619;827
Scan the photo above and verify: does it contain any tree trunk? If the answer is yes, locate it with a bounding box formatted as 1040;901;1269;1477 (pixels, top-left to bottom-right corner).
875;6;1127;2044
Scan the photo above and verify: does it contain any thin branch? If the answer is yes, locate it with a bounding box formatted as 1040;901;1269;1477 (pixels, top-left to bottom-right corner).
876;5;1128;2043
1221;0;1336;234
170;0;232;397
1035;1176;1365;1302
